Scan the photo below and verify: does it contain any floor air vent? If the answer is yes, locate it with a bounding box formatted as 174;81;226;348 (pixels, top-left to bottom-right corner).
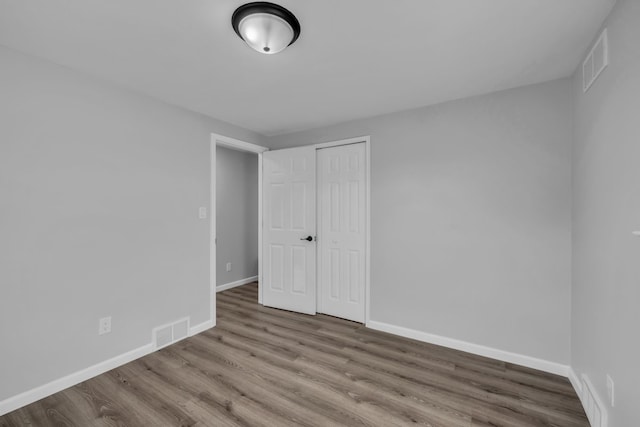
581;375;608;427
153;317;189;349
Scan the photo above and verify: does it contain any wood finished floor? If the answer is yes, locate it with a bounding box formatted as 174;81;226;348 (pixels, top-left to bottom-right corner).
0;283;587;427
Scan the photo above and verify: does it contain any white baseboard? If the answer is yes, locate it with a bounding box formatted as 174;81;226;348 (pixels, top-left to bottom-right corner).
568;366;583;396
217;275;258;293
0;313;220;416
366;320;570;377
0;343;154;416
189;319;216;336
1;309;574;417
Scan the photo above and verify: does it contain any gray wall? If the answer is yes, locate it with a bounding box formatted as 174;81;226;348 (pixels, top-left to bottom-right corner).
216;146;258;286
0;46;263;401
572;0;640;425
267;78;573;364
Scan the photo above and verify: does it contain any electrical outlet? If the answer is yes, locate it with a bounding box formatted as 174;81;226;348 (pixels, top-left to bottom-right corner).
226;262;232;272
606;374;615;407
198;207;207;219
98;316;111;335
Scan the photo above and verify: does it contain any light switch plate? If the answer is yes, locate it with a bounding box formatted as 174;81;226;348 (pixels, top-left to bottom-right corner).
198;207;207;219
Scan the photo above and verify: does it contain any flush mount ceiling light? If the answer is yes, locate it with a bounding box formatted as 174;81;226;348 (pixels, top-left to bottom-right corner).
232;2;300;54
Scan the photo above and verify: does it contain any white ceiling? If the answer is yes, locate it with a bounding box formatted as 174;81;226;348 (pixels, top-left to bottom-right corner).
0;0;615;136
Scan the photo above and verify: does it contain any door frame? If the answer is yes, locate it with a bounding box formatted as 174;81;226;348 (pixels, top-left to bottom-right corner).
210;133;269;327
260;136;371;324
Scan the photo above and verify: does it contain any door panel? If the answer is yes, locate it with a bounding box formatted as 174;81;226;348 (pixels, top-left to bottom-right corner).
262;146;316;314
318;143;366;322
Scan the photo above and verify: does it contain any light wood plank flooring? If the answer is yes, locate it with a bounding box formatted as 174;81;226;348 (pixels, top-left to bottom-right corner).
0;283;587;426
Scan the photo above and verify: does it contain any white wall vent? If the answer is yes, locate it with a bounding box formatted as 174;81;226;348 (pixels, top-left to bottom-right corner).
583;28;609;92
580;374;608;427
153;317;190;350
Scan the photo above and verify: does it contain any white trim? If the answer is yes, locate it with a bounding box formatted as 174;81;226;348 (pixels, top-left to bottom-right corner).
209;137;217;330
582;28;608;93
0;311;216;415
568;367;583;396
0;343;154;416
210;134;267;321
314;135;370;150
581;374;609;427
316;149;323;314
364;137;371;325
213;133;269;153
212;133;268;308
189;319;215;336
366;320;570;377
217;275;259;293
258;153;264;305
567;369;608;427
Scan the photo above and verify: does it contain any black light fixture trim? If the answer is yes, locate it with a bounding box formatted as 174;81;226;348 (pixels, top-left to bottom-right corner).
232;2;301;47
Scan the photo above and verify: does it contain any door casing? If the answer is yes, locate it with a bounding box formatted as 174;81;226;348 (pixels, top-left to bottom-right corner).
210;133;269;330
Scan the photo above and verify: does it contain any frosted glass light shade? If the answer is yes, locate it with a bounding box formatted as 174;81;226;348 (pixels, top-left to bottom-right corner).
232;2;300;55
238;13;293;54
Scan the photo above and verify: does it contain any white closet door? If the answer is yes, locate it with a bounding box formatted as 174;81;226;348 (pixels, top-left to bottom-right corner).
318;143;366;322
262;146;317;314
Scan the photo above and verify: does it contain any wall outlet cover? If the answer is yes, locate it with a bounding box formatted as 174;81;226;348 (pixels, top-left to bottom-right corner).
226;262;232;272
98;316;112;335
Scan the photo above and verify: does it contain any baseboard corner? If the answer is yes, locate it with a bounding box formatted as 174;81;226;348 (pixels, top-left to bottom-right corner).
189;319;215;336
216;275;258;293
366;320;570;377
568;366;583;396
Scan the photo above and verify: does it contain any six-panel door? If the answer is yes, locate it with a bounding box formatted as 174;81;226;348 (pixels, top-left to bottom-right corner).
262;146;317;314
317;143;366;322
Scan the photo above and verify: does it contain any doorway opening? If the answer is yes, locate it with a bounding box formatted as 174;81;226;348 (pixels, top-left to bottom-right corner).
216;146;258;289
210;134;268;327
